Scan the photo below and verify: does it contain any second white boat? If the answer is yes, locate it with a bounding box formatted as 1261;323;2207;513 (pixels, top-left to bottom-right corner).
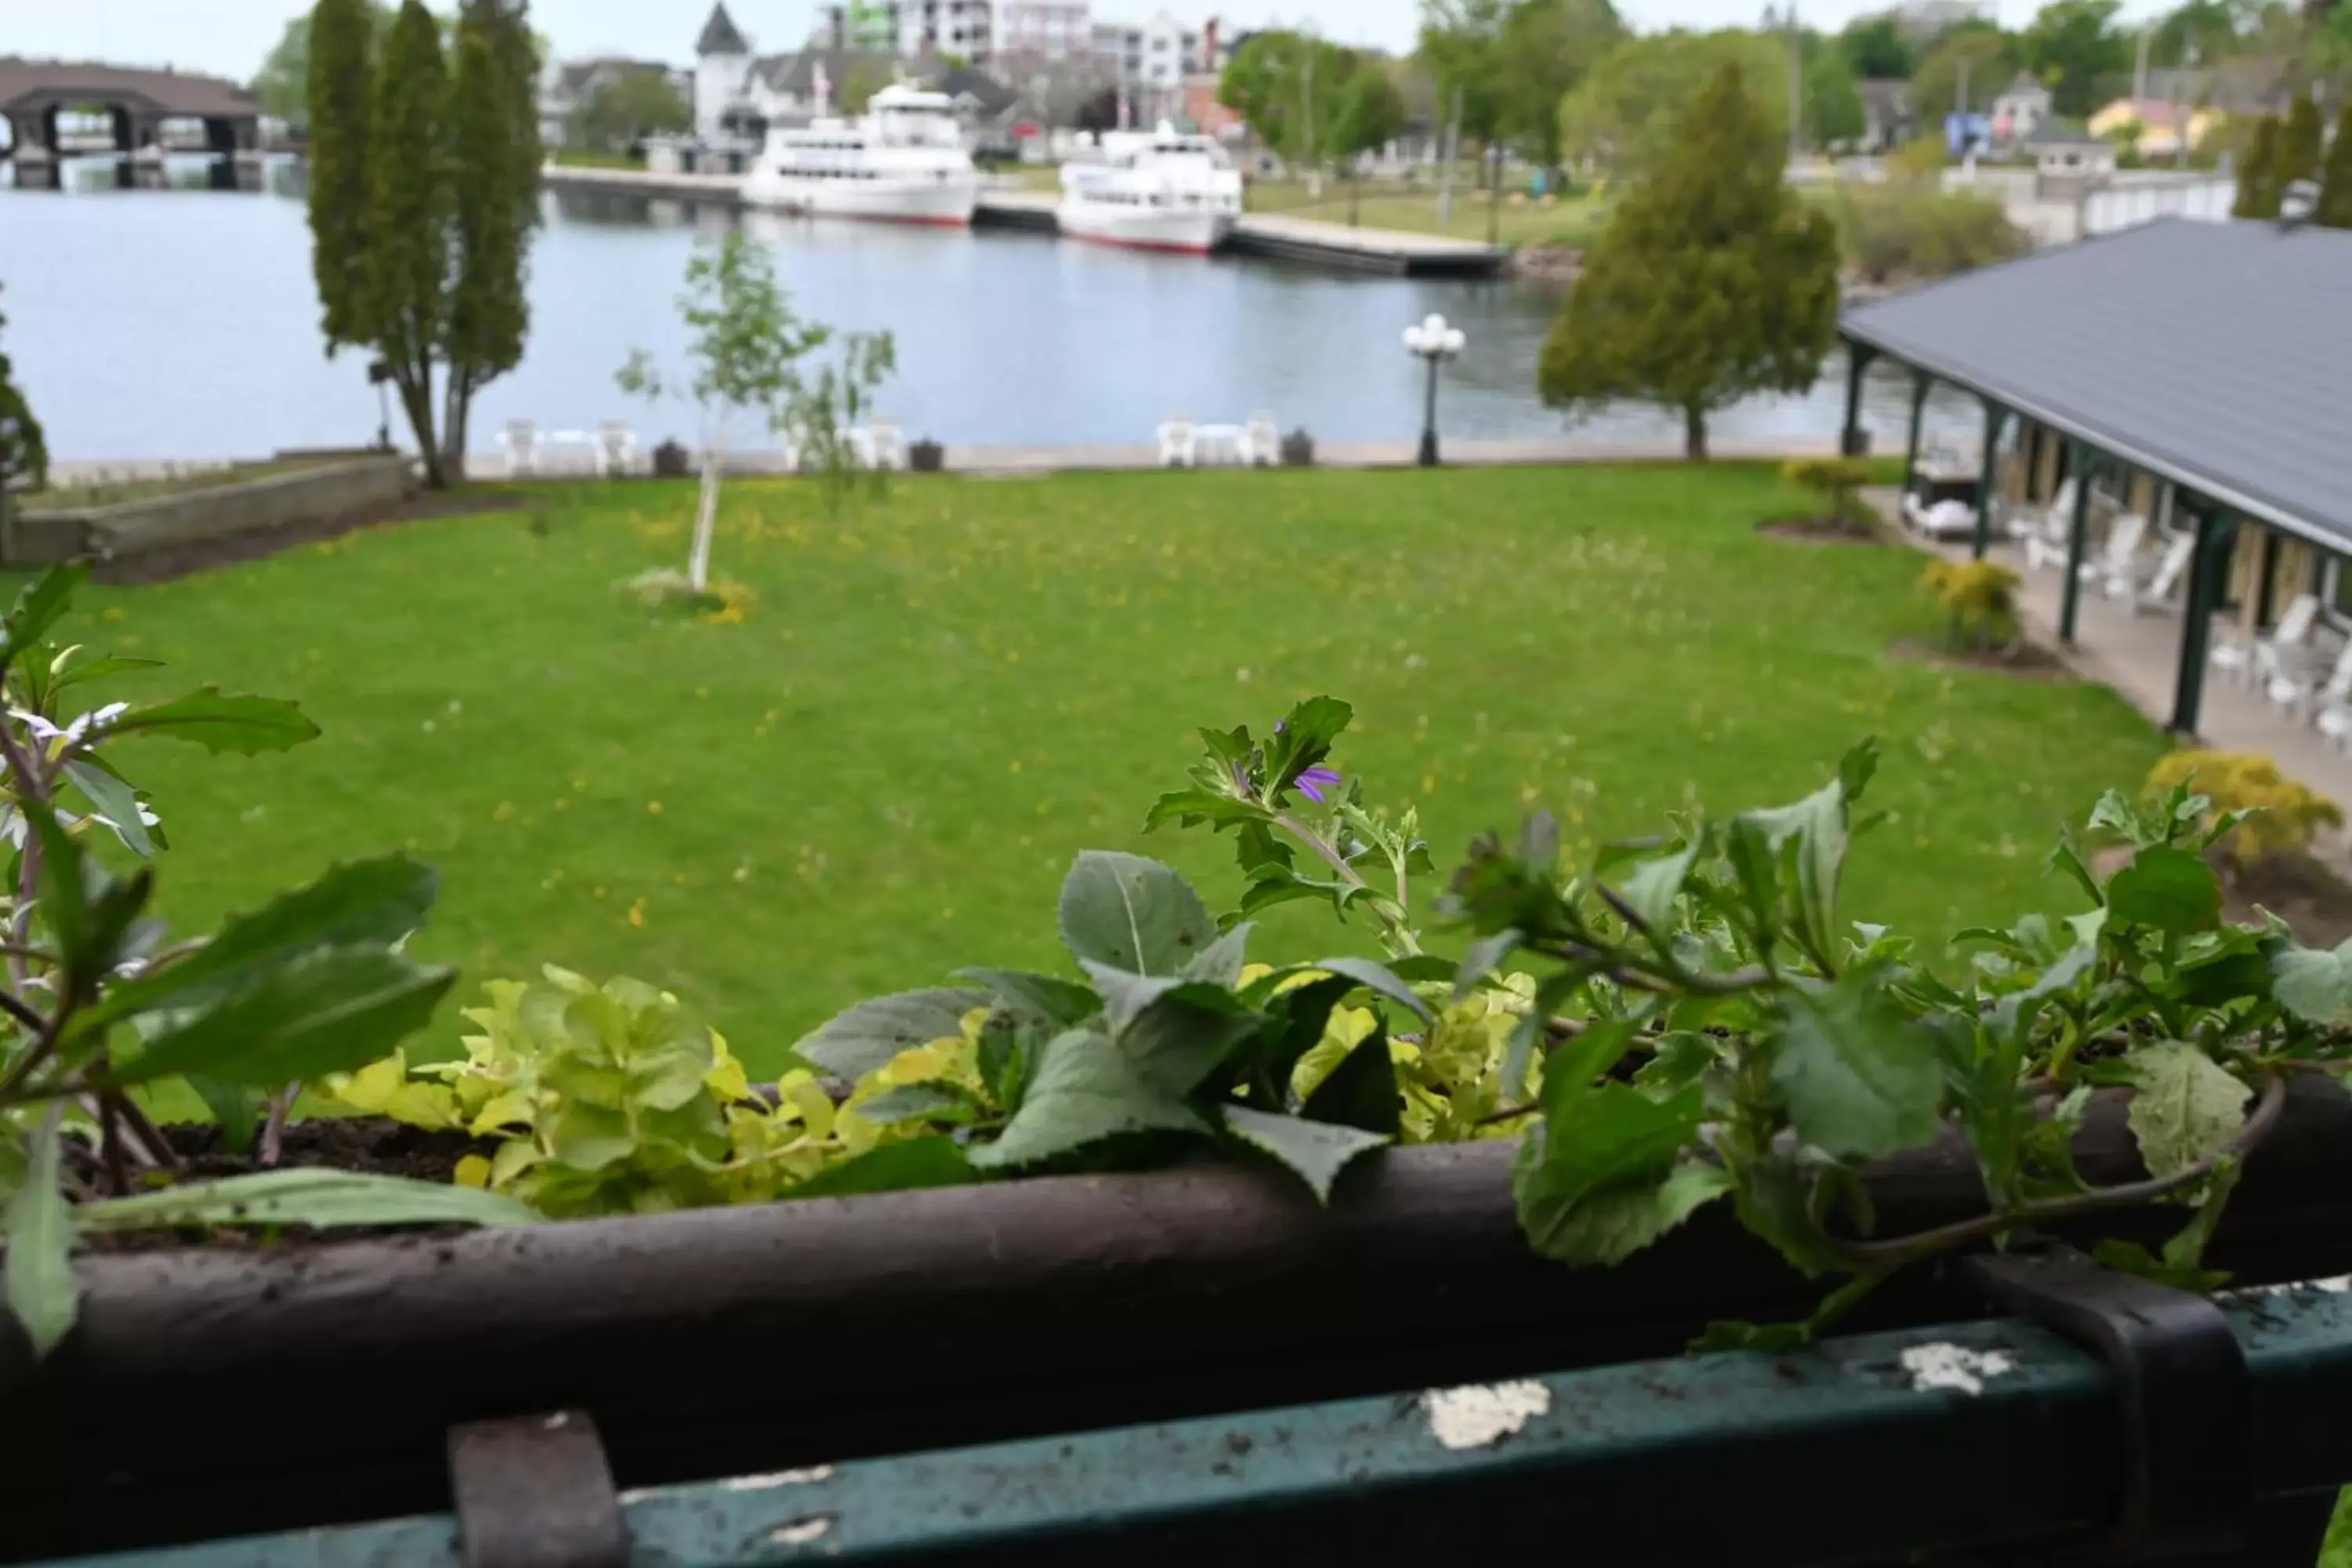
1057;125;1243;256
745;83;982;227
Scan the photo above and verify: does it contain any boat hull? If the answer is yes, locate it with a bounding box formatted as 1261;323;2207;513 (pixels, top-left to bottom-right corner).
1054;203;1236;256
743;173;982;227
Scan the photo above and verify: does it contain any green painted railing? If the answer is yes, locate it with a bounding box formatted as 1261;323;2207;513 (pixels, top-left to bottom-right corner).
47;1282;2352;1568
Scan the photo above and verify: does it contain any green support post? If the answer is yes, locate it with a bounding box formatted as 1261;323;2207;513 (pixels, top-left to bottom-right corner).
1839;343;1875;456
2170;508;2238;737
2059;440;2092;644
1971;401;2006;561
1900;372;1928;495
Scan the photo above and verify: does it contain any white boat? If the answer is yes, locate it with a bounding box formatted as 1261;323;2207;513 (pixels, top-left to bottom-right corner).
1057;124;1243;256
744;83;981;227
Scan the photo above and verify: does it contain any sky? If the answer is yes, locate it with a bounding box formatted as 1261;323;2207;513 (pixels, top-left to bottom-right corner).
7;0;2163;83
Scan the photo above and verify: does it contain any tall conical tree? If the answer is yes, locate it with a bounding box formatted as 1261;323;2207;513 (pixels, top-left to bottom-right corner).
2318;104;2352;229
305;0;376;350
2232;115;2281;219
0;283;47;500
1537;62;1838;460
365;0;455;487
441;0;542;474
2278;94;2325;196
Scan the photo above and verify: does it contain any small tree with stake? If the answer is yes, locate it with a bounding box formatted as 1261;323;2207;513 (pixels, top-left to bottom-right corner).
1538;62;1838;461
617;231;895;609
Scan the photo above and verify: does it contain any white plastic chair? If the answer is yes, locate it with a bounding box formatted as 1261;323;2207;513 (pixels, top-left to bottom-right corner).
866;418;905;471
779;430;804;472
2020;479;2079;572
1245;410;1279;468
2270;637;2352;723
499;419;540;478
1157;418;1196;469
2131;531;2197;614
2089;513;2149;598
597;421;637;477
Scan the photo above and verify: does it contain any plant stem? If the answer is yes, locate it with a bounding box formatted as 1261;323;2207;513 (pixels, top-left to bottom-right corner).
1270;808;1422;956
1834;1073;2288;1271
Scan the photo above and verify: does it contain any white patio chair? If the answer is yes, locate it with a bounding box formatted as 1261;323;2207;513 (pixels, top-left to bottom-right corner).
499;419;540;479
2020;479;2078;572
779;430;804;472
2270;636;2352;724
2128;530;2197;614
1157;418;1196;469
2222;593;2324;691
866;418;905;472
1193;423;1250;466
2089;512;2148;597
597;420;637;477
1245;410;1279;468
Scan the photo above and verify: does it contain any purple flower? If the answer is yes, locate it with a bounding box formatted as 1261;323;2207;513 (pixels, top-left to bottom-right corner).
1296;767;1342;804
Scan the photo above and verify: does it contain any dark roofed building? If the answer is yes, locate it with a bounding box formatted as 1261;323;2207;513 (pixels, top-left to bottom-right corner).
697;4;753;58
1835;217;2352;734
0;61;260;157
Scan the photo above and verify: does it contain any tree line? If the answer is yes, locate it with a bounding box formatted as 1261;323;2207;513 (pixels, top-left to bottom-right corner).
306;0;541;488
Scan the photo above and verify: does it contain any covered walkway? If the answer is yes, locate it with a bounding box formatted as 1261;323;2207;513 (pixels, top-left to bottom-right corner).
1838;216;2352;753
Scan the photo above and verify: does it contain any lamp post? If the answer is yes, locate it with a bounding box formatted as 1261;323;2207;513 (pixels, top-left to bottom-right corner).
1403;313;1466;468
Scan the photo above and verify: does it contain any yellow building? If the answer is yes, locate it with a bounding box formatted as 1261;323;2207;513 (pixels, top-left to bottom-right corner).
2089;96;2223;158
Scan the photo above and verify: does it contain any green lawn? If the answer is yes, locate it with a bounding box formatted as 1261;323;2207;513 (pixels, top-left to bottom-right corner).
1243;177;1611;249
59;465;2166;1076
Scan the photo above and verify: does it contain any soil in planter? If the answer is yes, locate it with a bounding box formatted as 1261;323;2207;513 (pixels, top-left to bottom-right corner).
1889;636;2074;681
94;491;533;586
2092;844;2352;949
71;1118;492;1255
1757;513;1887;546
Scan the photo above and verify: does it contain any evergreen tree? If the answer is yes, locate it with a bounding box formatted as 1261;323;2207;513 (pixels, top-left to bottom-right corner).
2276;93;2325;193
306;0;377;351
1538;62;1839;460
441;0;541;474
2231;115;2280;219
2317;104;2352;230
0;284;46;500
365;0;456;487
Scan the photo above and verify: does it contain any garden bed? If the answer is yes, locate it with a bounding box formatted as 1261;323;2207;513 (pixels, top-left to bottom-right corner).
1890;635;2077;681
7;1079;2352;1562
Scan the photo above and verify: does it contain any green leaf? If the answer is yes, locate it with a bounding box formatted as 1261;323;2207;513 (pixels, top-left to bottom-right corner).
790;1136;975;1199
2105;845;2222;935
1298;1022;1401;1136
1080;962;1248;1035
1263;695;1353;794
1519;1159;1732;1267
107;688;320;755
1118;989;1264;1097
2;1113;78;1357
2045;826;2103;907
1515;1080;1707;1262
1304;956;1435;1024
1220;1104;1388;1203
956;968;1101;1030
1766;976;1943;1160
1693;1319;1812;1355
793;988;987;1083
1611;837;1702;934
1453;927;1523;1000
971;1027;1209;1171
75;1169;539;1233
1741;770;1853;953
855;1083;980;1127
1182;923;1253;987
75;857;441;1035
1057;851;1218;976
2270;939;2352;1025
105;948;456;1089
66;760;151;859
2;564;86;662
2119;1041;2251;1179
51;654;165;693
186;1074;261;1156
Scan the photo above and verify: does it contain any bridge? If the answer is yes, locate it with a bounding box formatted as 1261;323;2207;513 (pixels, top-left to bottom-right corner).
0;61;261;166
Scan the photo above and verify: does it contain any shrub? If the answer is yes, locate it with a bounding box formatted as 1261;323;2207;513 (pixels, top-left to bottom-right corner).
1919;557;2020;651
1835;184;2027;286
2145;751;2343;867
1783;456;1875;526
1886;134;1947;182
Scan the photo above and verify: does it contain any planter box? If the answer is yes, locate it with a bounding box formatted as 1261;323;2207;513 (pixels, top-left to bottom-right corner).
5;454;415;566
7;1079;2352;1562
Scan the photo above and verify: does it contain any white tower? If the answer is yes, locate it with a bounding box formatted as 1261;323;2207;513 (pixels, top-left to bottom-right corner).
694;3;756;143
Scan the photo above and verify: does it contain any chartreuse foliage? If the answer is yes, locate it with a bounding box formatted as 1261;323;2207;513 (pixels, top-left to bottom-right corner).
2146;751;2342;868
0;568;529;1356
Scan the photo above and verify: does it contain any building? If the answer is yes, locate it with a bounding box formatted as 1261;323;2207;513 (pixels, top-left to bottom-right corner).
1838;217;2352;740
815;2;994;64
2020;118;2117;196
1989;72;2053;146
2089;96;2221;159
540;57;695;150
998;1;1094;60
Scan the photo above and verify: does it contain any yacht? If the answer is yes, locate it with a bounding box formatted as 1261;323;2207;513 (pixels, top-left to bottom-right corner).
744;84;982;227
1057;125;1243;255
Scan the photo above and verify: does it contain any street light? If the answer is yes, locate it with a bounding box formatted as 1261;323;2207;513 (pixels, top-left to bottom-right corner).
1403;313;1466;468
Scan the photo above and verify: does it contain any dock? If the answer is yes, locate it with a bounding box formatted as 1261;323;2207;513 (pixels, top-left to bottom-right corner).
541;165;1511;278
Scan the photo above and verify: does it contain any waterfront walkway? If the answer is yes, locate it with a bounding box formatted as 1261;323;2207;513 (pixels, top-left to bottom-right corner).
539;164;1511;278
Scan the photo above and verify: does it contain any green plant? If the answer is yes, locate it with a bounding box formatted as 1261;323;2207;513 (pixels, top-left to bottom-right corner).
0;567;528;1356
1540;61;1841;459
1781;456;1875;527
440;0;541;474
2147;751;2343;868
0;281;45;499
2318;104;2352;230
1833;184;2027;285
2233;115;2281;219
1920;557;2020;652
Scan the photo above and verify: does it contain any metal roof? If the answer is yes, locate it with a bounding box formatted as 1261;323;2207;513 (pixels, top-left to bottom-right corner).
1840;218;2352;552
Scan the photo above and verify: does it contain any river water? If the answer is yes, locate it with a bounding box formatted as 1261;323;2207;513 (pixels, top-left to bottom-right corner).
1;158;1970;463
